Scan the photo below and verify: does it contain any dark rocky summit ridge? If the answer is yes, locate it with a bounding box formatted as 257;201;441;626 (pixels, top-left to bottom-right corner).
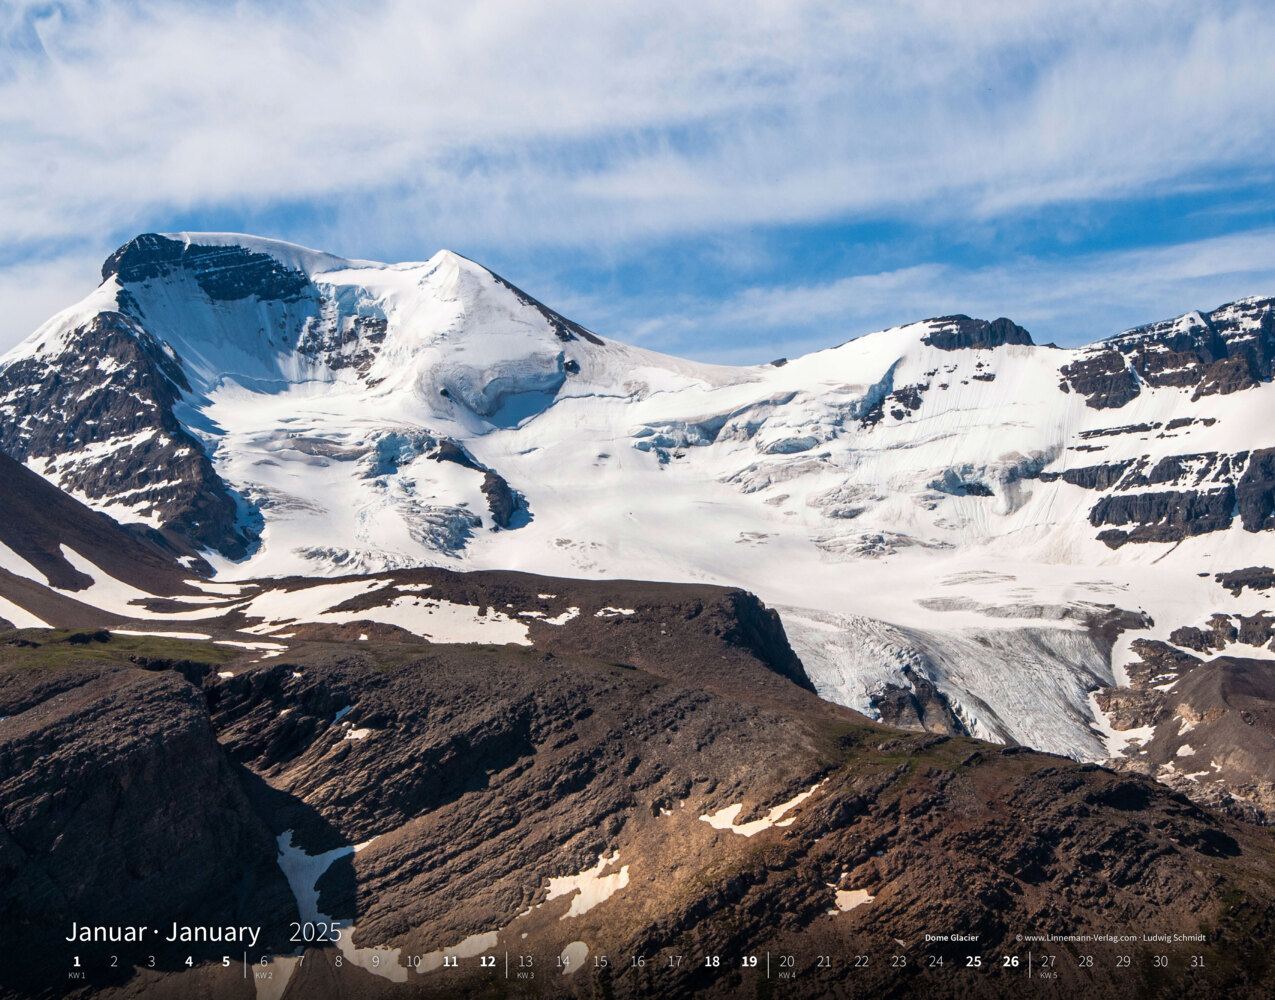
921;315;1034;351
102;233;310;302
487;266;606;346
1060;296;1275;408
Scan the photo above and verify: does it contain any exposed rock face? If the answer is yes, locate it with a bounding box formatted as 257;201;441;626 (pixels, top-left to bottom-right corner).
1172;616;1236;653
1238;447;1275;532
0;311;256;559
0;654;296;998
885;381;928;422
1055;460;1135;490
102;233;309;302
1169;612;1274;654
1094;686;1166;730
432;438;481;471
1058;349;1141;409
297;313;388;375
921;315;1034;351
1077;421;1161;439
1094;619;1275;826
857;375;932;428
0;451;199;591
1061;296;1275;407
1061;448;1275;547
430;440;528;529
1090;486;1235;547
479;470;521;528
870;671;965;734
1125;638;1204;687
487;269;606;346
1237;611;1275;648
1216;566;1275;596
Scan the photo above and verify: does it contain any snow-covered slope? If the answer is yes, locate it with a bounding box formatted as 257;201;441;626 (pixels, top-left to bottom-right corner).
2;232;1273;779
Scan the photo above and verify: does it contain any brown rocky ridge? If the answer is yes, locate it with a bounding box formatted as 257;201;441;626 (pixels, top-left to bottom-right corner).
1;566;1273;1000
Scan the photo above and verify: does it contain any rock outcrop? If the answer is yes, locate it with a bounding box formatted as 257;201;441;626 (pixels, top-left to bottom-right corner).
0;651;297;998
921;315;1034;351
1061;297;1275;407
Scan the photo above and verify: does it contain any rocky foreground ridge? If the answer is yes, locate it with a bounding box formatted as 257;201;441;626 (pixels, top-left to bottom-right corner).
1;567;1274;999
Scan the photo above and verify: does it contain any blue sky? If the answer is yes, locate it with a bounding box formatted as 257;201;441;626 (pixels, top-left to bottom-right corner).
1;0;1273;363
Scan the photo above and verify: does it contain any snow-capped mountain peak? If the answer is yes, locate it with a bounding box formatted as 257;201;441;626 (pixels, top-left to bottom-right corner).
1;233;1273;777
93;233;606;401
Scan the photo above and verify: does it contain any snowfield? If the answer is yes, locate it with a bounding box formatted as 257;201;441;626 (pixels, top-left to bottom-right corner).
2;232;1273;767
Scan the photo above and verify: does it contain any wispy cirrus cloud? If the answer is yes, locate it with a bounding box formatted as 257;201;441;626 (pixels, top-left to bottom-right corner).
0;247;103;357
0;0;1272;355
580;228;1275;364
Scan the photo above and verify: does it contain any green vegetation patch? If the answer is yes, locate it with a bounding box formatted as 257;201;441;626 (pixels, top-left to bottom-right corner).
0;627;238;671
